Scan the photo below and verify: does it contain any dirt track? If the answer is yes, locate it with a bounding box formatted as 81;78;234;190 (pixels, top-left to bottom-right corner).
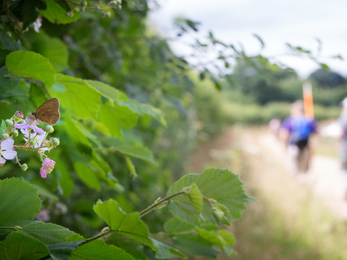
191;126;347;220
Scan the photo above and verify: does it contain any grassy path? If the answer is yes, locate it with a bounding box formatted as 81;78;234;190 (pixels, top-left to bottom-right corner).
190;126;347;260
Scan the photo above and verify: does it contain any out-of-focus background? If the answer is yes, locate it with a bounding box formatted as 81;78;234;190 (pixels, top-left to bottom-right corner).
150;0;347;259
2;0;347;259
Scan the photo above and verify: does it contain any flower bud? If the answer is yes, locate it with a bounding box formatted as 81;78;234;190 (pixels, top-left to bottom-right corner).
5;119;13;127
11;129;18;137
17;119;25;124
52;138;60;146
66;10;74;17
14;110;24;120
46;125;54;133
29;139;36;145
14;226;22;230
21;164;28;171
1;133;9;139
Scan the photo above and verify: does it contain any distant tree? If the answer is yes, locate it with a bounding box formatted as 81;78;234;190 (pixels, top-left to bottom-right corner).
309;68;346;88
226;59;298;105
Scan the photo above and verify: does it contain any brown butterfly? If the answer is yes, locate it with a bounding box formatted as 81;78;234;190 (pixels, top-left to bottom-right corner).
32;98;60;125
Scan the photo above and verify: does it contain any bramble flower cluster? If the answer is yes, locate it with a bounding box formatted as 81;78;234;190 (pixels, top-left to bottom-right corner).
0;111;60;178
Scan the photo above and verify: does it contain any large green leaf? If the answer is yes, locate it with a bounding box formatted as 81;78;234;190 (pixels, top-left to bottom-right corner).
0;178;41;225
167;168;252;225
164;218;195;234
164;218;234;257
86;80;120;102
98;101;138;137
118;99;166;126
19;221;76;245
0;232;49;260
151;238;186;259
104;134;155;163
6;50;56;88
93;199;156;250
87;80;165;125
39;0;80;24
70;239;137;260
197;229;236;256
50;74;102;120
173;234;220;258
73;162;101;191
48;241;83;260
31;33;68;72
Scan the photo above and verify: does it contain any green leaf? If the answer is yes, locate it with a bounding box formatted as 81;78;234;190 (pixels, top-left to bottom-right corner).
0;178;42;225
29;83;47;108
72;200;102;228
320;63;330;72
173;234;220;257
0;29;24;51
0;67;20;95
32;183;59;201
73;162;101;191
105;136;155;163
151;238;186;259
164;218;195;233
31;34;68;72
118;99;166;126
48;241;83;260
185;183;203;216
197;229;236;256
125;156;137;178
253;34;265;49
19;221;76;245
40;0;80;24
51;74;102;120
93;199;156;250
0;232;49;260
98;101;138;137
86;80;120;102
70;239;137;260
64;118;93;156
6;50;56;88
167;168;252;225
87;80;165;126
56;162;74;198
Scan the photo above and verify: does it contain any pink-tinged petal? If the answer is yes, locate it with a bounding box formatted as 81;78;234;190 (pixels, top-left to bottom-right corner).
40;158;55;178
0;156;5;164
1;139;14;150
1;150;16;160
40;169;47;178
31;125;45;134
14;123;30;129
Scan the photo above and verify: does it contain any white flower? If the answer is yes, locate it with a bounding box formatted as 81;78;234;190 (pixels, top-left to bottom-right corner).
21;129;48;152
0;139;17;165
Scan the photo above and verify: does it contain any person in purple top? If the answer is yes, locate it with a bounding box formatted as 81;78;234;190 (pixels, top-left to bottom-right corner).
280;100;317;173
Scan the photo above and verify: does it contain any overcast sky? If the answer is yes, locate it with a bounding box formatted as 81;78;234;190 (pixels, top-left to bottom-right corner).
150;0;347;78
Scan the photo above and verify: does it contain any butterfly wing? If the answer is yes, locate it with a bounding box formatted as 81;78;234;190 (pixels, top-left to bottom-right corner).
35;98;60;125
